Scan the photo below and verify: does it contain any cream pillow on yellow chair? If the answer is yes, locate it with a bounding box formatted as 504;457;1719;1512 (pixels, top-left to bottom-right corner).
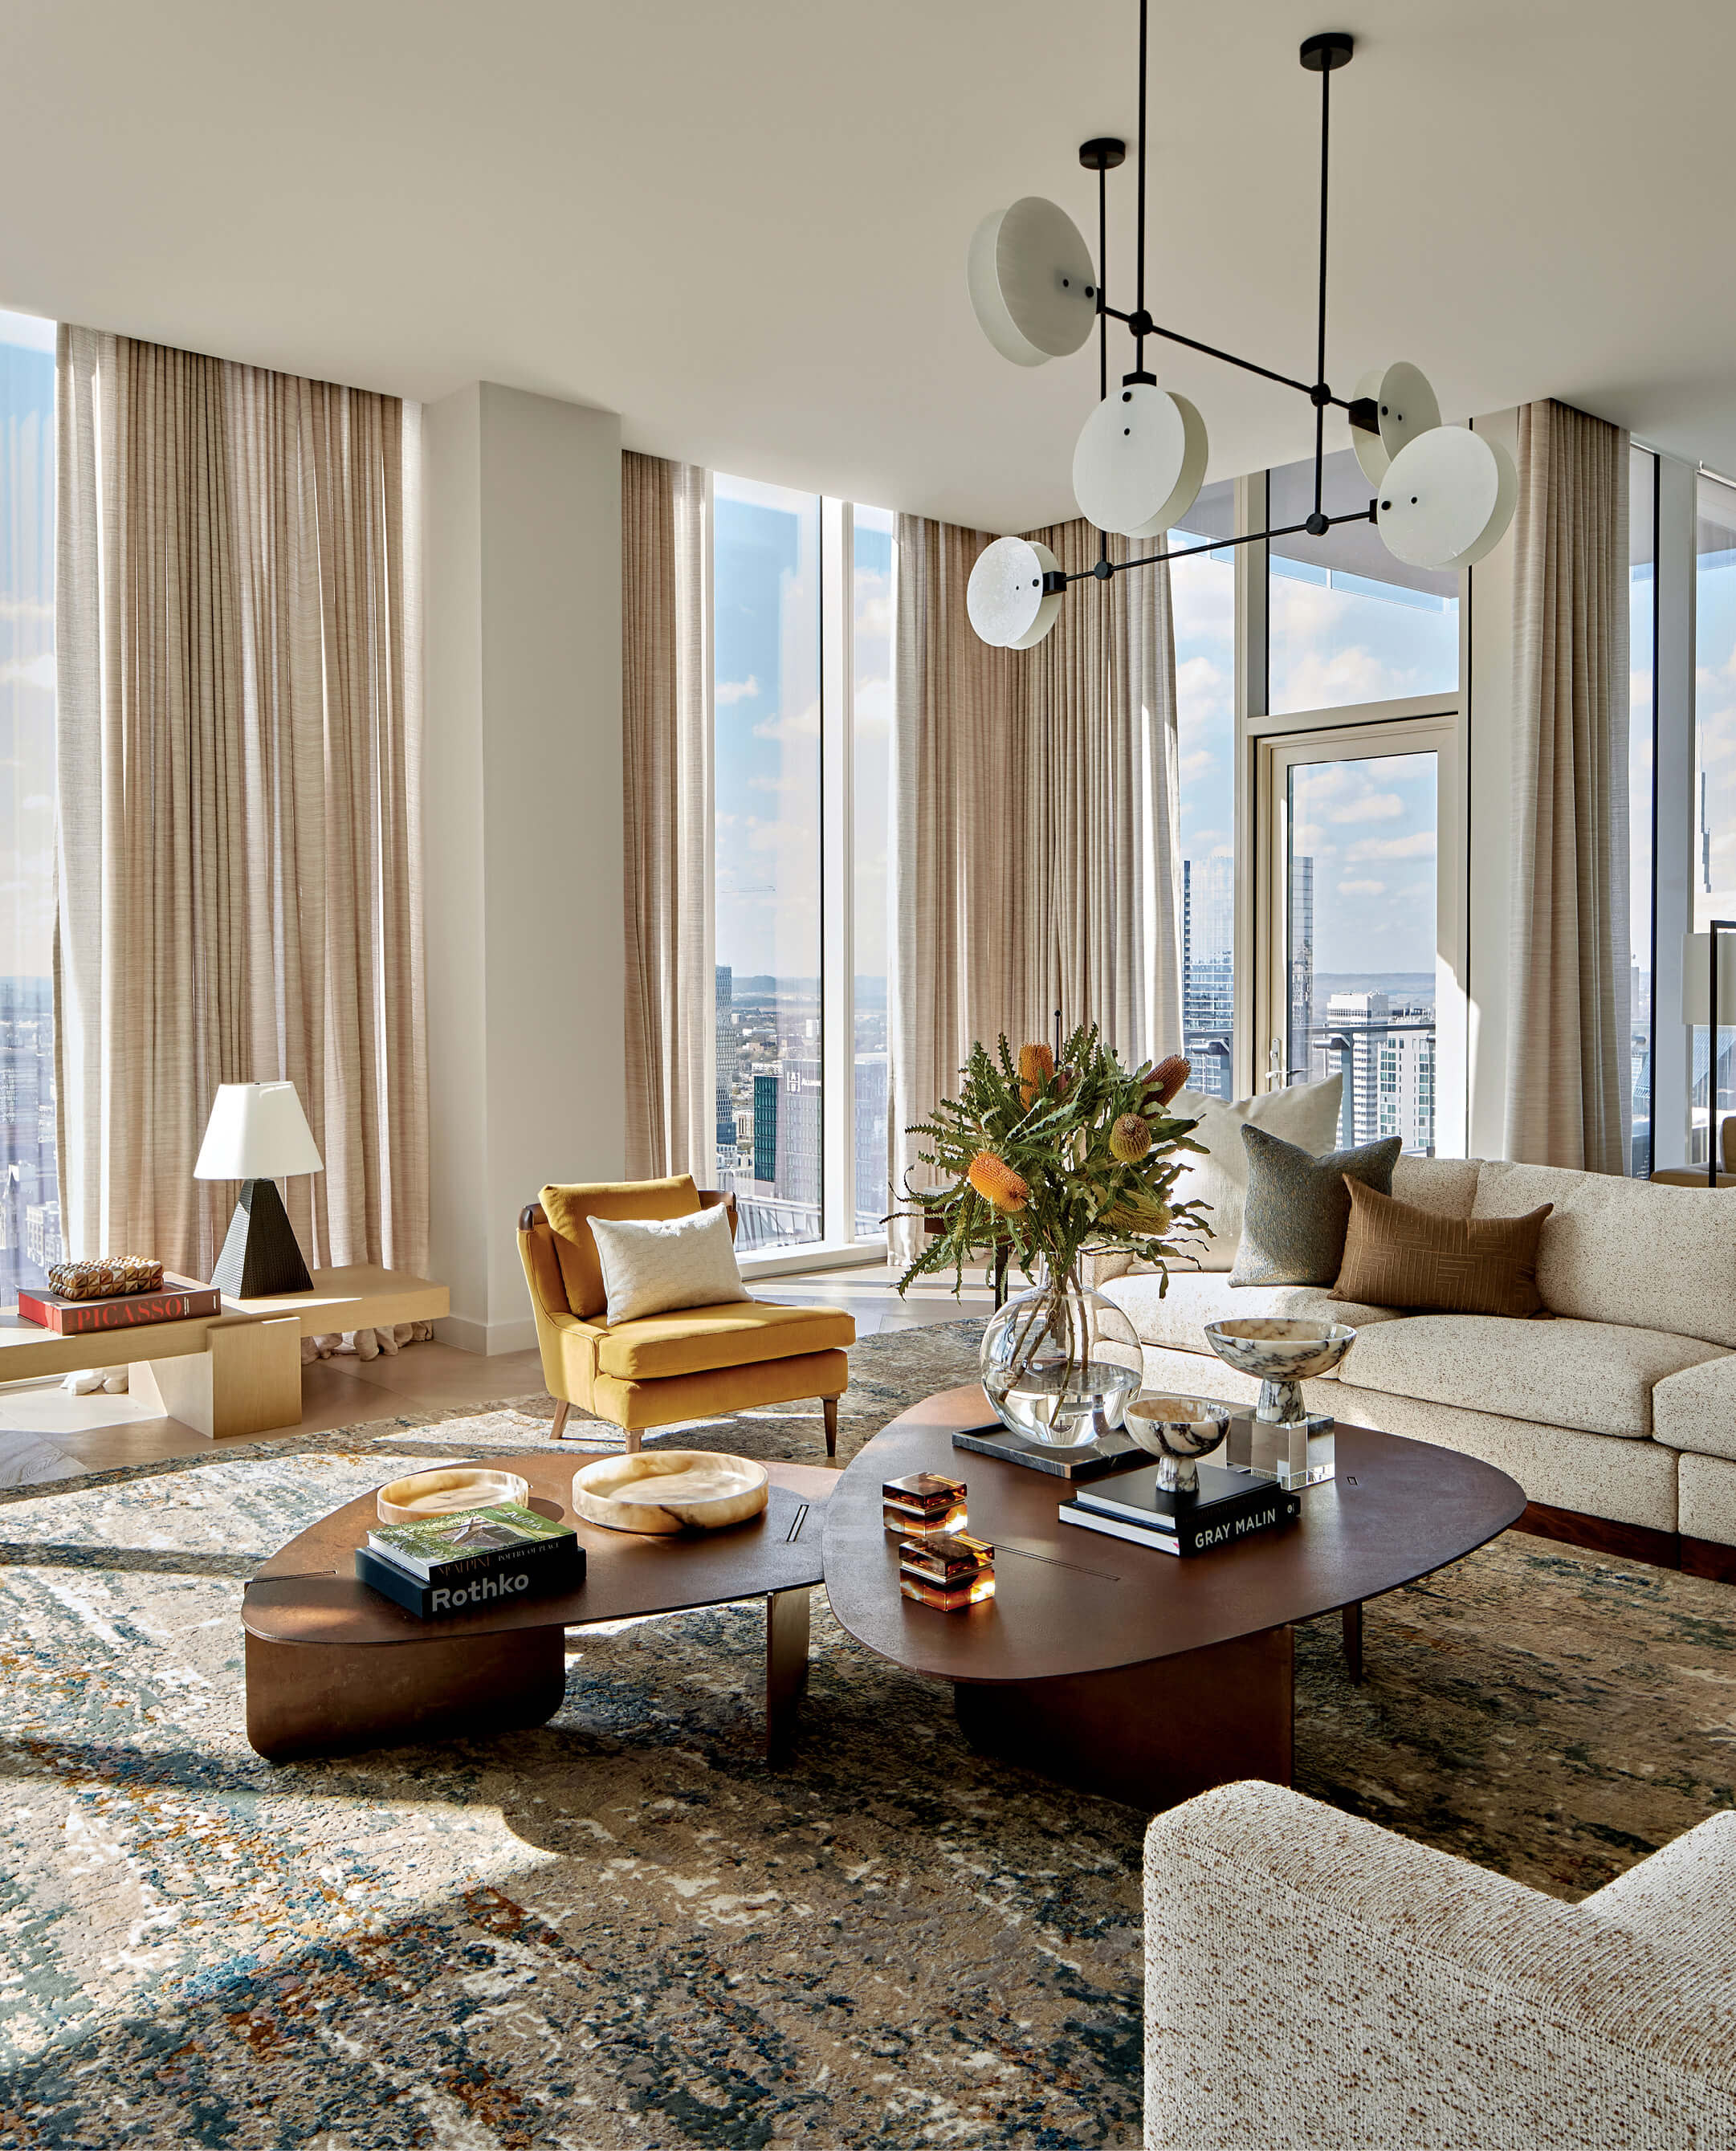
588;1205;751;1326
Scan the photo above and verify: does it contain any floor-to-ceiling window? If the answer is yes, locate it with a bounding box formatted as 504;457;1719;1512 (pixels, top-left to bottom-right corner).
1693;471;1736;1168
1173;480;1237;1099
851;506;894;1234
1628;445;1658;1175
1260;445;1465;1152
0;312;59;1302
711;478;891;1256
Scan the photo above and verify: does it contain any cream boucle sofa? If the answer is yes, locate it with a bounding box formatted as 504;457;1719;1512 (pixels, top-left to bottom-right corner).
1096;1155;1736;1569
1143;1781;1736;2149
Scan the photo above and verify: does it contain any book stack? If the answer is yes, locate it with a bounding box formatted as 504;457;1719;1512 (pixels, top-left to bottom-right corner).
356;1502;585;1618
1058;1459;1301;1558
18;1283;222;1334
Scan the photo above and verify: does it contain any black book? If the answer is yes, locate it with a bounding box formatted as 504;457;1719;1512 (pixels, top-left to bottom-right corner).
1058;1487;1301;1558
355;1543;585;1619
1075;1458;1277;1530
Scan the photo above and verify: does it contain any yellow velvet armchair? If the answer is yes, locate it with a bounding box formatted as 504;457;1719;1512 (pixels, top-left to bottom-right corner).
517;1175;854;1455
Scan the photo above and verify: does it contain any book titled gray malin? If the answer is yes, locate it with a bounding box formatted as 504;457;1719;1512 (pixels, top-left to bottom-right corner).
1058;1460;1302;1558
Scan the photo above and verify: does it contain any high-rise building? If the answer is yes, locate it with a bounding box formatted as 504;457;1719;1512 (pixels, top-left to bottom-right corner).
1287;854;1314;1082
854;1052;889;1235
1181;856;1235;1100
715;965;736;1152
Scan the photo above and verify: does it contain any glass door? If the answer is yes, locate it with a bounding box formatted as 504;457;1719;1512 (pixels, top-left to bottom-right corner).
1257;716;1464;1155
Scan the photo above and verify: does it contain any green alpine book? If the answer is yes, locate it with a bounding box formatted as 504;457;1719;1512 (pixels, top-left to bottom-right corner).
365;1501;577;1583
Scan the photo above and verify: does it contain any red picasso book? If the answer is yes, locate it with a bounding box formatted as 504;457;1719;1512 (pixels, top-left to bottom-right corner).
16;1286;222;1335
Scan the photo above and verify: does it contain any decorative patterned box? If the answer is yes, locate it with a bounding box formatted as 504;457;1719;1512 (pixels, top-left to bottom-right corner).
882;1469;967;1538
897;1529;995;1611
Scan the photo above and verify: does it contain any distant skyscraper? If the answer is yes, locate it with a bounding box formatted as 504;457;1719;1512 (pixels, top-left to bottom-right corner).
1182;857;1235;1101
1288;855;1314;1082
854;1053;889;1233
715;965;736;1151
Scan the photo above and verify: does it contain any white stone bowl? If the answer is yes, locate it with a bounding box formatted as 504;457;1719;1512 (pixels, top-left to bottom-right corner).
573;1450;769;1535
376;1465;530;1526
1203;1318;1357;1383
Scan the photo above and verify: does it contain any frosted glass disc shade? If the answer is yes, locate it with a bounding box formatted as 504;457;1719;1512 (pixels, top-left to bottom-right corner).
966;536;1063;649
967;198;1097;366
1377;426;1517;572
194;1081;324;1179
1351;361;1443;484
1071;385;1208;537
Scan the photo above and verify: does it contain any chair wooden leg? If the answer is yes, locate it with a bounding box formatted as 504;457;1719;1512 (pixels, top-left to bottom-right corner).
550;1399;571;1440
822;1395;839;1458
625;1428;642;1456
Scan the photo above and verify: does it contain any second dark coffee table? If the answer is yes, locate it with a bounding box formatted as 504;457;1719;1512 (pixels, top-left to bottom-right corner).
822;1386;1525;1811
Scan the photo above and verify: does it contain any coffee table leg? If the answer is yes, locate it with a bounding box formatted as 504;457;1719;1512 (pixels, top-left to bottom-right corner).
764;1587;811;1762
246;1623;569;1763
952;1626;1293;1811
1343;1601;1364;1684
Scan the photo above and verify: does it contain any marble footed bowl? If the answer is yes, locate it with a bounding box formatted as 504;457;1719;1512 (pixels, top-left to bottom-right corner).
572;1450;769;1535
1203;1318;1358;1383
1124;1394;1232;1465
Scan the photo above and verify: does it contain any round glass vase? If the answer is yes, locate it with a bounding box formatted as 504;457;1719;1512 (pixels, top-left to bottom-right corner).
979;1274;1143;1448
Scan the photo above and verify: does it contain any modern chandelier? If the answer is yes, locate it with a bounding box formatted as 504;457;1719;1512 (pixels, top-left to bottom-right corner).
963;3;1518;649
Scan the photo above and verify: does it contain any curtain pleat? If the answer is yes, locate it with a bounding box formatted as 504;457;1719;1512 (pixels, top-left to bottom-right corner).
621;451;713;1182
1504;399;1630;1174
55;326;427;1279
888;515;1183;1257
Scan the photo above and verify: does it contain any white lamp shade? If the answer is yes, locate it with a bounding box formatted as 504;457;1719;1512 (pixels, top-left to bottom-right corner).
1376;426;1517;572
1071;385;1208;538
966;198;1097;366
966;536;1064;649
1682;932;1736;1025
194;1082;324;1179
1349;361;1441;485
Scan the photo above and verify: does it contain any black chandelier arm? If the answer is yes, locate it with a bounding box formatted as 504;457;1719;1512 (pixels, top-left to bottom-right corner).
1135;0;1148;377
1048;503;1375;590
1312;45;1332;521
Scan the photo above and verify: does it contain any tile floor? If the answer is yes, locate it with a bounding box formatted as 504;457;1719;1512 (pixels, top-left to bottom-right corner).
0;1258;994;1479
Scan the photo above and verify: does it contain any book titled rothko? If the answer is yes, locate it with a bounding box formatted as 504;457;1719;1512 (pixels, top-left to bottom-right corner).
17;1285;222;1335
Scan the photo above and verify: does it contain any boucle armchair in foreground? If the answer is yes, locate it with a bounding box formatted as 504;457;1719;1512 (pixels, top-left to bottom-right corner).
1144;1781;1736;2149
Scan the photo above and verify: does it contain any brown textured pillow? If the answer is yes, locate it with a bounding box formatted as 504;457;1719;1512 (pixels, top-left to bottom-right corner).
1331;1179;1554;1318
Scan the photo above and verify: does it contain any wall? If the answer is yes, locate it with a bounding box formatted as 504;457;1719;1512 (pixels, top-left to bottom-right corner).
422;384;625;1352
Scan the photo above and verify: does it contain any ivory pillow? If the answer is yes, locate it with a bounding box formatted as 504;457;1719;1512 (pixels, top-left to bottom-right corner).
587;1204;749;1326
1168;1074;1344;1270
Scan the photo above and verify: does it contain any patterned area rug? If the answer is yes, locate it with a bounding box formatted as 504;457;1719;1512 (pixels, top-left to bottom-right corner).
0;1321;1733;2148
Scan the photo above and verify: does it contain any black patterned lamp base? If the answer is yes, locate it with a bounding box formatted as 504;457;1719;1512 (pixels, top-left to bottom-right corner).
210;1178;314;1298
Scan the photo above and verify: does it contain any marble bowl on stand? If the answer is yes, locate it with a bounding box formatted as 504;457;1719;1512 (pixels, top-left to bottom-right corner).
1201;1318;1358;1489
1123;1394;1232;1493
376;1465;531;1525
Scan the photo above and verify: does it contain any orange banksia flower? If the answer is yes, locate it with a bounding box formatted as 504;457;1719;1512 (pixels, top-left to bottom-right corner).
968;1151;1029;1213
1109;1112;1151;1163
1147;1053;1191;1108
1017;1041;1055;1106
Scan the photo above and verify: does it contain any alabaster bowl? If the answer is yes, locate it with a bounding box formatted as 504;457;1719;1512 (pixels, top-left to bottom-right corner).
573;1450;769;1535
1124;1393;1232;1493
376;1465;530;1525
1203;1318;1357;1384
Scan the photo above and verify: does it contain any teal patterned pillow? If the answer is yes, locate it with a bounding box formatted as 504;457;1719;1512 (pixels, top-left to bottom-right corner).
1231;1126;1403;1287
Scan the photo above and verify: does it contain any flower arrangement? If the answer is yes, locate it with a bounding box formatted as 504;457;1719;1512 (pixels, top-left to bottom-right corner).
895;1026;1208;1423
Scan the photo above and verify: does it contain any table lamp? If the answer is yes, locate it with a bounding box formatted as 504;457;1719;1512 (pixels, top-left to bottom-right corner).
1681;925;1736;1187
194;1082;324;1296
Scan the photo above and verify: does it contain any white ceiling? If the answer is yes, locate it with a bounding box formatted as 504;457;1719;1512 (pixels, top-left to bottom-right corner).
4;0;1734;532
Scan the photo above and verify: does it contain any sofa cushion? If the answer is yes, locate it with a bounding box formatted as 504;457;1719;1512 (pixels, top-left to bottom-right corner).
593;1298;854;1382
1390;1153;1482;1219
1332;1180;1552;1318
1649;1355;1736;1462
1583;1812;1736;1981
1473;1160;1736;1349
1167;1075;1343;1270
1100;1267;1408;1369
1340;1314;1726;1440
1232;1127;1401;1286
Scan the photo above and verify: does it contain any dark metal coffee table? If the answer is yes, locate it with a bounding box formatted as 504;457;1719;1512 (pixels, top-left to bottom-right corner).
822;1386;1525;1811
243;1450;832;1762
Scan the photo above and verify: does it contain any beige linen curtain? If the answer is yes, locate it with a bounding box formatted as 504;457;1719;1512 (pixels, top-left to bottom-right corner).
889;515;1183;1257
621;452;713;1182
1503;399;1631;1174
55;327;427;1279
